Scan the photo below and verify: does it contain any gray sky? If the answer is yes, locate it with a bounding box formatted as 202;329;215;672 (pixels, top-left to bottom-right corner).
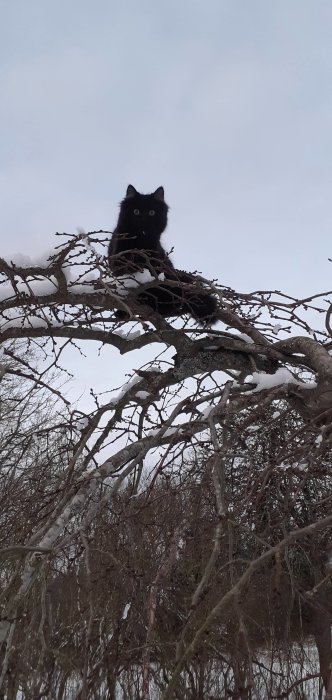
1;1;331;403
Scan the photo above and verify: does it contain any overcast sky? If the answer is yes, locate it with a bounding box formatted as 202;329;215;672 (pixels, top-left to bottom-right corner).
1;1;331;403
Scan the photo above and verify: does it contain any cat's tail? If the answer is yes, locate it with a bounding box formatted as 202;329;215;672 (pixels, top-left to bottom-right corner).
171;270;219;326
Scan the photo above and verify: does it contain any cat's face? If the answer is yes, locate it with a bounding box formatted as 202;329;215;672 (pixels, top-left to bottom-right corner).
118;185;168;236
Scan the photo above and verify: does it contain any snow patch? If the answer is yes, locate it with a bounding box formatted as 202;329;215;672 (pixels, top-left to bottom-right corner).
69;283;100;295
200;405;215;420
237;333;255;344
110;268;157;298
7;250;54;268
79;231;104;263
1;316;63;330
135;391;150;400
109;375;143;407
0;276;58;302
248;368;317;393
276;462;291;471
76;417;89;430
122;603;131;620
113;329;142;341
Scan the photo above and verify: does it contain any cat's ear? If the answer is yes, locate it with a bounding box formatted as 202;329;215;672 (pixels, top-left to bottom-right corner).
153;186;164;202
126;184;137;198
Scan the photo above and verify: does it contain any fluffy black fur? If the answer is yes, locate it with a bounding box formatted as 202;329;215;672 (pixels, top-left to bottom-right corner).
108;185;218;325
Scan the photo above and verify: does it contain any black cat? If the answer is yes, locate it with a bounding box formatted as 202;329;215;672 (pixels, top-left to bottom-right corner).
108;185;218;325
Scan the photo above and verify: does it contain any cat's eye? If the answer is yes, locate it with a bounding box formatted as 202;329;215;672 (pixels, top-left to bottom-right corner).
133;209;140;215
148;209;156;216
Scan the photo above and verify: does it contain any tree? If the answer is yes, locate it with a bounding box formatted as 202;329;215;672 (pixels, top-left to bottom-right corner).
0;231;331;698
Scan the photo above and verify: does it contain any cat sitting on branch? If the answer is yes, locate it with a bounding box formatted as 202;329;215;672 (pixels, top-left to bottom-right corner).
108;185;218;325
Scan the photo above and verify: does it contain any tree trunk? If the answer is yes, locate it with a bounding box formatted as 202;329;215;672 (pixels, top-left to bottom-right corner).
312;605;332;691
